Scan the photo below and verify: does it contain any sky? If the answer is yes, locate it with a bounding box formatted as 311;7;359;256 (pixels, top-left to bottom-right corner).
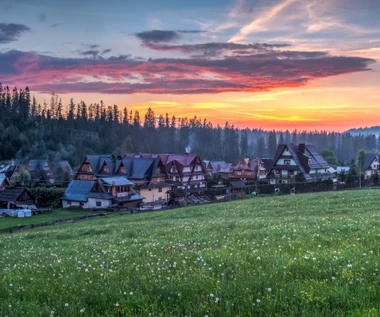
0;0;379;131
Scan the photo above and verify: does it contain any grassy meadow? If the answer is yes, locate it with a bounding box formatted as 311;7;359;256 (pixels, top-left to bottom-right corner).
0;209;97;231
1;189;380;316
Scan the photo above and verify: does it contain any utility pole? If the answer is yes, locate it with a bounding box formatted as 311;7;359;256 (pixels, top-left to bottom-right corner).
359;155;362;189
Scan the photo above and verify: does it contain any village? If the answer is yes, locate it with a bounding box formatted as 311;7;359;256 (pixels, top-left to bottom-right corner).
1;143;379;217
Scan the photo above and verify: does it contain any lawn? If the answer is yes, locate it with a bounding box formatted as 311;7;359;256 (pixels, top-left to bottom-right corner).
1;189;380;316
0;209;94;231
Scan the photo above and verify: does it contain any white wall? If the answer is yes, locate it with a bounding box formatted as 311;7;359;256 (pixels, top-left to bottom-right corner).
62;198;111;209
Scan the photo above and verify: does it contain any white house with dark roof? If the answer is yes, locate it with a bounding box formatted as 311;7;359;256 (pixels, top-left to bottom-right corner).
363;153;380;179
267;143;334;184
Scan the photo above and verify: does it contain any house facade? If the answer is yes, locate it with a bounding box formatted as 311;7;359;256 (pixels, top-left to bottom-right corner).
363;154;380;180
230;158;270;182
125;153;208;195
75;154;171;203
267;143;333;184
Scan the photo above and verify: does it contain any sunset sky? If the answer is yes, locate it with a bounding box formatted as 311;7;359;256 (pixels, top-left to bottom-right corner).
1;0;379;131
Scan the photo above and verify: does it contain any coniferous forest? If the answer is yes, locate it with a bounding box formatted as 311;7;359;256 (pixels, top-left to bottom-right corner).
0;84;379;168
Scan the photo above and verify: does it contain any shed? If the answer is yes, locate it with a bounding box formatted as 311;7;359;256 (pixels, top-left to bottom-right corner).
230;180;247;198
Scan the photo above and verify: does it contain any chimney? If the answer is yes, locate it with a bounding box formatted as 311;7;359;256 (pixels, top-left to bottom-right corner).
299;143;306;153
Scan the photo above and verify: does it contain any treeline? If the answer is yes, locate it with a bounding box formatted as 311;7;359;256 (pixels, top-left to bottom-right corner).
0;84;379;168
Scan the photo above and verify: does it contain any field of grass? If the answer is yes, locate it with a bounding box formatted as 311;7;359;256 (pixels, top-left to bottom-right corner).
0;209;96;231
1;189;380;316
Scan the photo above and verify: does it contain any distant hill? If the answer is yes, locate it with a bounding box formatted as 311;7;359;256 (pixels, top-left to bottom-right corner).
347;126;380;136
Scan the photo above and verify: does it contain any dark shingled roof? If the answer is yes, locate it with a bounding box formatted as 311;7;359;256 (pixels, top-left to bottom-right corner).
0;188;32;203
231;180;247;189
363;153;379;170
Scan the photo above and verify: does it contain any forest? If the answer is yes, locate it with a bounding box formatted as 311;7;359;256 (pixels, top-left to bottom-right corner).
0;84;379;169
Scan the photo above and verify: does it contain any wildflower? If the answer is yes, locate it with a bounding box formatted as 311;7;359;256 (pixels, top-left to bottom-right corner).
215;297;220;303
256;299;261;303
267;288;272;292
129;291;134;295
64;303;69;307
80;308;85;313
210;293;214;297
115;303;120;307
257;256;261;260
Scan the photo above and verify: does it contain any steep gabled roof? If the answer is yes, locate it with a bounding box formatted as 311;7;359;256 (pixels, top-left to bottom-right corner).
61;180;96;202
131;158;155;179
305;145;330;169
363;153;379;170
0;188;30;203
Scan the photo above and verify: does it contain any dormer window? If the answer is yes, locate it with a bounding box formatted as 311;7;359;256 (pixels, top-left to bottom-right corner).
101;164;110;173
308;159;312;165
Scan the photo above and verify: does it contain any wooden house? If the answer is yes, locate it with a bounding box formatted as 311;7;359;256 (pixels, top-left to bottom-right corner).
267;143;333;184
125;153;208;196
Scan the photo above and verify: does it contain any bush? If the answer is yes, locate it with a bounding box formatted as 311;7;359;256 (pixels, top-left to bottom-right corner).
27;187;66;207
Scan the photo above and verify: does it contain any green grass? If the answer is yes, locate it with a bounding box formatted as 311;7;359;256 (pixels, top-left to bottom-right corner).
1;190;380;316
0;209;94;230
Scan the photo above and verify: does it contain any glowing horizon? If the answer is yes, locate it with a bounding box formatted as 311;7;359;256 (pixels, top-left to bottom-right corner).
1;0;379;132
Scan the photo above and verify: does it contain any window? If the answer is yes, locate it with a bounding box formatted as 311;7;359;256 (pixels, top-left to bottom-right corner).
158;187;162;193
80;202;84;207
308;158;312;165
96;201;101;207
284;160;290;165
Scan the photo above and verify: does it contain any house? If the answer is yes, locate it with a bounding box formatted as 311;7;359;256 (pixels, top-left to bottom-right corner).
231;158;270;182
362;153;380;179
125;153;208;195
0;188;34;208
27;159;73;186
230;180;247;198
61;176;144;209
205;161;233;176
75;154;171;203
267;143;334;184
0;173;11;190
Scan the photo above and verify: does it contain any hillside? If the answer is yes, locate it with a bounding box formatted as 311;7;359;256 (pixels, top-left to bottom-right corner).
347;126;380;136
1;190;380;316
